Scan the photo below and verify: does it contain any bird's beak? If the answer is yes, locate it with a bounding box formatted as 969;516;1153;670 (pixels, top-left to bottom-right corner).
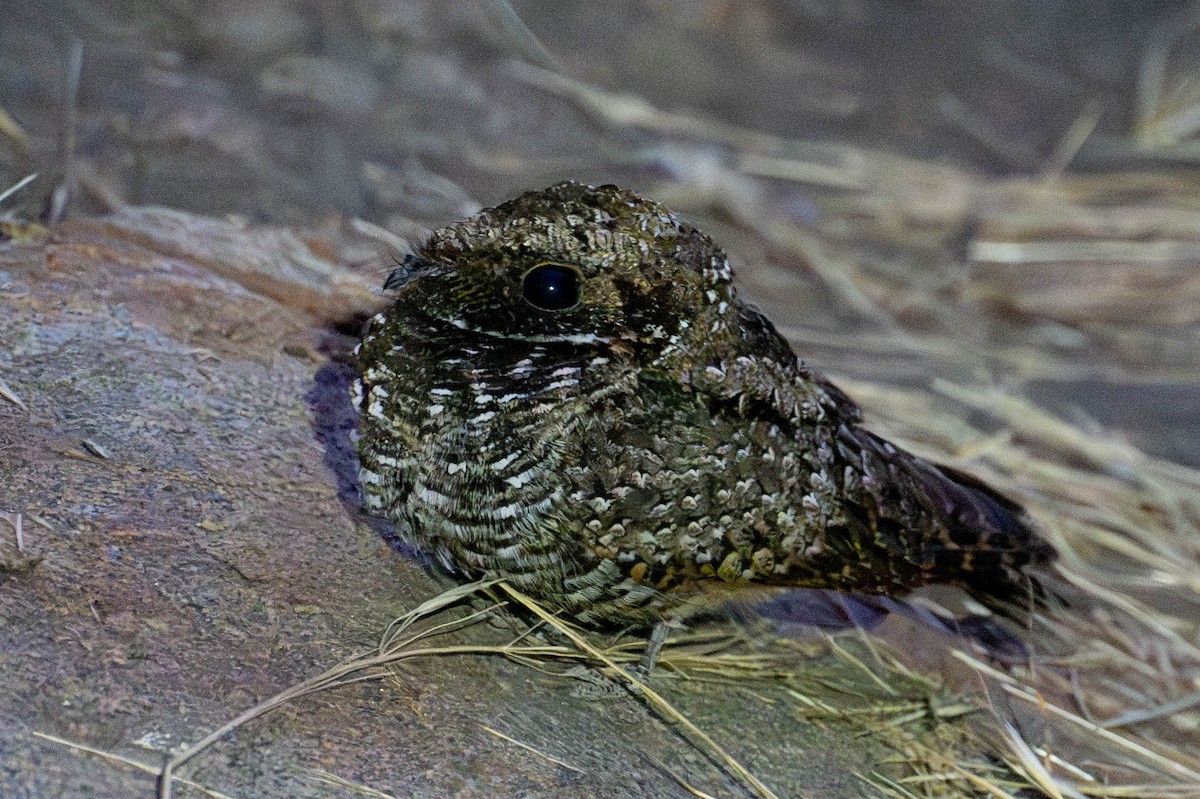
383;254;445;291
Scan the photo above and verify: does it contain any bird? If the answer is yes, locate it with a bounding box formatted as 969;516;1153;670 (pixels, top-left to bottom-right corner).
353;181;1056;637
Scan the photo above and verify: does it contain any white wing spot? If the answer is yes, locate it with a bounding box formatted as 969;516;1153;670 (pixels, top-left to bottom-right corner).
492;452;520;471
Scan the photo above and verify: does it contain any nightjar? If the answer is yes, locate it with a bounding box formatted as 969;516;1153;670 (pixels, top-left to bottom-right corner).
354;182;1055;629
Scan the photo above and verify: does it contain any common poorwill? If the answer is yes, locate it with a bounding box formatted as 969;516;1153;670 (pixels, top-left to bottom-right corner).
354;182;1055;628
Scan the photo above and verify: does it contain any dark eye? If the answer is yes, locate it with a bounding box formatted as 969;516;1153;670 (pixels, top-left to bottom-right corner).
522;265;580;311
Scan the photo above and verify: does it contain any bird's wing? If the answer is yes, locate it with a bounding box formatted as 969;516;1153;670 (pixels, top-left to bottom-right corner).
731;302;1055;609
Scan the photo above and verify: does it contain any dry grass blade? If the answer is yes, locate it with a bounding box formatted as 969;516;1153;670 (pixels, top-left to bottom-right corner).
908;754;1022;799
998;721;1079;799
1136;5;1200;145
835;693;1026;799
828;638;899;697
474;0;563;72
507;60;784;152
378;577;502;650
496;581;784;799
930;381;1144;478
0;377;29;412
1101;689;1200;729
1040;101;1103;179
1052;563;1200;660
155;579;526;799
480;725;585;773
752;217;898;323
0;107;31;160
31;732;237;799
1000;685;1200;783
0;173;38;209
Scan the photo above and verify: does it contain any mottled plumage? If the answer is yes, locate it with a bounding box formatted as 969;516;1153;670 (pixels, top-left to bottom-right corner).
354;182;1055;628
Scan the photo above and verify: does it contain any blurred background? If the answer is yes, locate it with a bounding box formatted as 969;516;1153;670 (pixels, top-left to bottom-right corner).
4;1;1199;214
2;0;1199;466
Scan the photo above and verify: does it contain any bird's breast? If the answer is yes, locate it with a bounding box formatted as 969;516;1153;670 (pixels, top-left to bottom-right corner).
358;332;624;578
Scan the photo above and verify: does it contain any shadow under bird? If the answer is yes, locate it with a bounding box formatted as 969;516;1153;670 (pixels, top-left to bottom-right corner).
354;181;1056;643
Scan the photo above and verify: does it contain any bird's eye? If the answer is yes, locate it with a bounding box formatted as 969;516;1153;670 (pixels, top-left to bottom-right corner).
522;264;580;311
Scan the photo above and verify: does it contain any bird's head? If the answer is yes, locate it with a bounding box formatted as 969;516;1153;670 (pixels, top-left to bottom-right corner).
384;182;738;358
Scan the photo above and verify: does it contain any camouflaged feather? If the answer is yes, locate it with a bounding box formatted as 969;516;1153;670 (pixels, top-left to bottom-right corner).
355;182;1055;627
